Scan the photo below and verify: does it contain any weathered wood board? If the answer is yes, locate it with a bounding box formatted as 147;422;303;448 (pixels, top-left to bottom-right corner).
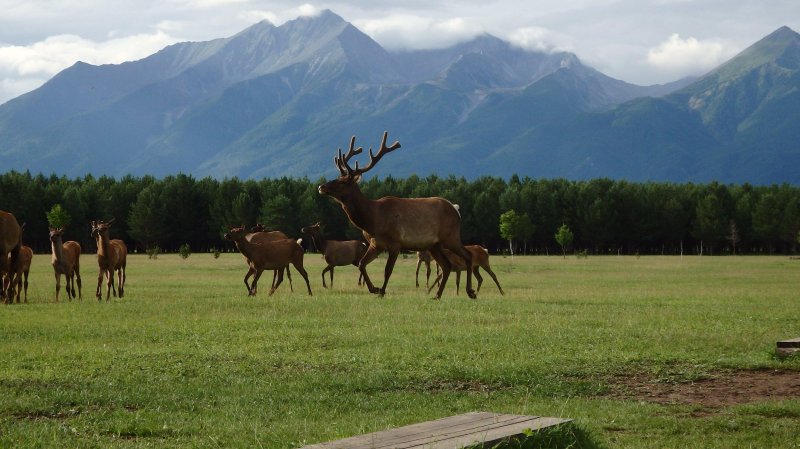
300;412;572;449
776;338;800;357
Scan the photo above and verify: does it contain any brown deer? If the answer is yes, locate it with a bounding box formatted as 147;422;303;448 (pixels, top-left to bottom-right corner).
318;131;476;299
223;226;312;296
49;227;82;302
415;250;440;288
300;221;371;288
6;245;33;303
91;219;127;301
249;223;293;292
429;245;504;295
0;210;22;303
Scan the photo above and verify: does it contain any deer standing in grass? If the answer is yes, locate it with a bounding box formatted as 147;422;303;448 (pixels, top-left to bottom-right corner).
0;210;22;303
415;251;440;288
224;226;312;296
300;221;371;288
249;224;293;292
49;227;82;302
91;219;127;301
7;245;33;303
428;245;504;296
318;131;476;299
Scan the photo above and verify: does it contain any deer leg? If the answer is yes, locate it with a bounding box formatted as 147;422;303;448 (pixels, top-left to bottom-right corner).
358;246;380;294
118;267;125;298
377;251;399;297
55;272;62;303
321;265;331;288
252;269;266;296
329;266;335;289
244;268;255;295
425;261;432;288
268;269;281;296
428;245;452;300
23;271;28;303
415;259;422;288
76;269;82;300
449;246;476;299
96;270;103;300
106;269;115;301
473;267;484;292
427;272;443;294
68;273;75;301
291;260;313;296
482;266;504;295
286;266;294;292
455;271;461;295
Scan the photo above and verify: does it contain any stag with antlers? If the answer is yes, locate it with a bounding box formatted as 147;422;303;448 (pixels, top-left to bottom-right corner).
318;131;476;299
91;219;127;301
50;227;82;302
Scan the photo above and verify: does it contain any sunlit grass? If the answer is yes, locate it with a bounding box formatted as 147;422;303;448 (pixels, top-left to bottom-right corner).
1;253;798;448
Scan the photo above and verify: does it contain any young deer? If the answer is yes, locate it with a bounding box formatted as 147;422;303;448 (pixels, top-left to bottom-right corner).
224;226;312;296
91;219;127;301
318;131;475;299
6;245;32;303
300;221;370;288
428;245;504;296
49;227;82;302
415;250;440;288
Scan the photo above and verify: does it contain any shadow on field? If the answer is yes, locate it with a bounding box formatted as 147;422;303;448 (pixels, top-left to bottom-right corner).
483;423;602;449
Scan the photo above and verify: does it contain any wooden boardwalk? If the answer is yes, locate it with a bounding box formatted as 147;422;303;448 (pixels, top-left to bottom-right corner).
300;412;571;449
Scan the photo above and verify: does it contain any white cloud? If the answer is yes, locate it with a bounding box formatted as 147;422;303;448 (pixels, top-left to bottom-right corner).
646;33;731;74
0;31;180;104
355;14;482;50
507;26;573;53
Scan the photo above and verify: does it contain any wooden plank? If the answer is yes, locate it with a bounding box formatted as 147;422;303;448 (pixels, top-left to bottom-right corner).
300;412;571;449
777;338;800;348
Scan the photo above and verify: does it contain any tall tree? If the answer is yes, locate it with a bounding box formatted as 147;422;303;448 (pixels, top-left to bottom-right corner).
555;224;574;259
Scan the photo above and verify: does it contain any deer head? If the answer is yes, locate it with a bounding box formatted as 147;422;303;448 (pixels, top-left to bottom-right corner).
318;131;401;201
49;227;64;242
91;219;114;238
223;225;248;241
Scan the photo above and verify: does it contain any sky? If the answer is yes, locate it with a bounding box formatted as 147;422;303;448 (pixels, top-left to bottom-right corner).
1;0;798;105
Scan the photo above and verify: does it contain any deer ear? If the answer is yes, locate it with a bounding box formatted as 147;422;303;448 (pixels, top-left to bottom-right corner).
353;173;363;184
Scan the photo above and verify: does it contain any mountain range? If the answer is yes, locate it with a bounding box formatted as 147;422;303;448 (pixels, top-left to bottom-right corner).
0;10;798;184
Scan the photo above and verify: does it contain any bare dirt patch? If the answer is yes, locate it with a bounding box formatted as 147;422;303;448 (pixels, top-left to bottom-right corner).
609;369;800;408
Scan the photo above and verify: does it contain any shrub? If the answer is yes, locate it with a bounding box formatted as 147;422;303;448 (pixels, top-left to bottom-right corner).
147;246;161;260
179;244;191;260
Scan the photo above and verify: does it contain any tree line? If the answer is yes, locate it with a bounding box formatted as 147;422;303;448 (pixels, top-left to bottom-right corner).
1;170;798;255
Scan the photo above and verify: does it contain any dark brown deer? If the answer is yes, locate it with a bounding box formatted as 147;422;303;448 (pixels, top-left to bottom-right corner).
429;245;504;295
318;131;475;299
91;219;127;301
49;227;82;302
224;226;312;296
7;245;32;303
300;221;370;288
0;210;22;303
249;223;293;292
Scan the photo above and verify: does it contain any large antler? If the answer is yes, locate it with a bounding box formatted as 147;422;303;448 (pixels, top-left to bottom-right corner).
335;131;401;177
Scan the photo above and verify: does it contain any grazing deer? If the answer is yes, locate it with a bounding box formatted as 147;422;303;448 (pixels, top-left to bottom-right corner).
249;224;293;292
318;131;476;299
7;245;33;303
0;210;22;303
224;226;312;296
91;219;127;301
415;250;440;288
429;245;504;296
300;221;371;288
49;227;82;302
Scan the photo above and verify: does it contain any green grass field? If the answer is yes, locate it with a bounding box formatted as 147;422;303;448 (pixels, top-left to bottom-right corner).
1;253;799;448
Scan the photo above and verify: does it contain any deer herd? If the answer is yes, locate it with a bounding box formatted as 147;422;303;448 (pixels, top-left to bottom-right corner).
0;131;504;304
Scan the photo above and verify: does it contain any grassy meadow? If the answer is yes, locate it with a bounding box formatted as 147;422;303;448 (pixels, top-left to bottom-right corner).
1;252;799;448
